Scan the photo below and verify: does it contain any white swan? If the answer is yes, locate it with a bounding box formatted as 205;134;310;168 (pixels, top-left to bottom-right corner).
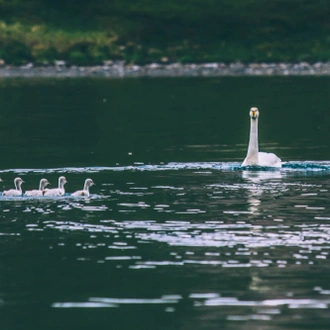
2;177;24;196
71;178;95;197
43;176;67;196
24;178;50;196
242;107;282;167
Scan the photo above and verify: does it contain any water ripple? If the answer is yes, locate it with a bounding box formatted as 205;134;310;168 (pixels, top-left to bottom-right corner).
52;295;330;311
2;160;330;175
1;160;330;327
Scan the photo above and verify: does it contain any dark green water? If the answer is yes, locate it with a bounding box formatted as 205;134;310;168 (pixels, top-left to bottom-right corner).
0;77;330;329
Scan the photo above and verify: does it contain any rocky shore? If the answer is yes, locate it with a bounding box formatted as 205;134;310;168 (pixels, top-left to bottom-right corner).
1;61;330;78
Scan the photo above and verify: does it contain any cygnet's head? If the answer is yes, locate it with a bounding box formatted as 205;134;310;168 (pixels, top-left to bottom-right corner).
59;176;68;185
40;178;50;189
249;107;259;120
14;177;24;187
85;178;95;188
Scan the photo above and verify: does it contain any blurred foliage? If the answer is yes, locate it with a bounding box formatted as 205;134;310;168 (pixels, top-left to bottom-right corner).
0;0;330;64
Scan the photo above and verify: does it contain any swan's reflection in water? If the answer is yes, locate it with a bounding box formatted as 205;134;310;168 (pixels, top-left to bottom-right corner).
242;170;282;213
242;171;285;302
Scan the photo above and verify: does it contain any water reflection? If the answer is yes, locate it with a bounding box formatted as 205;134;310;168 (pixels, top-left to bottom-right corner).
0;163;330;330
241;169;283;183
242;170;282;213
2;77;330;330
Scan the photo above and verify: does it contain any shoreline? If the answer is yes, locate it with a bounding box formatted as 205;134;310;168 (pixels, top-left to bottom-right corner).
1;62;330;78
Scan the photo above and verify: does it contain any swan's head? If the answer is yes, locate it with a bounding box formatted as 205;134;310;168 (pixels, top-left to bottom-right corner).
59;176;68;185
40;178;50;189
14;177;24;187
85;178;95;188
249;107;259;120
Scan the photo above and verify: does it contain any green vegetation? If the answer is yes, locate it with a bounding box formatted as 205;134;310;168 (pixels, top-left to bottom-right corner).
0;0;330;65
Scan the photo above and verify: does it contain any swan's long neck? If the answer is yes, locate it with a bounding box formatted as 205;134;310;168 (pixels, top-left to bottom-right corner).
83;181;89;191
245;117;259;162
15;181;22;192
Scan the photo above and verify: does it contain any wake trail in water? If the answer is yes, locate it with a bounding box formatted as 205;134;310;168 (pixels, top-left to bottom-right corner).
1;161;330;174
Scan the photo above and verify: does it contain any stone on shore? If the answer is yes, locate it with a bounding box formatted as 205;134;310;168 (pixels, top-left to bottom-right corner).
1;61;330;78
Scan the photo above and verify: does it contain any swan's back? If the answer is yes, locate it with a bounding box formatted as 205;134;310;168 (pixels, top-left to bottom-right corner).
71;189;89;197
25;189;43;196
258;152;282;167
43;188;64;196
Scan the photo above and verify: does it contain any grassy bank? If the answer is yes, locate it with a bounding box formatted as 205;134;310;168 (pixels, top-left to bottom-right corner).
1;0;330;65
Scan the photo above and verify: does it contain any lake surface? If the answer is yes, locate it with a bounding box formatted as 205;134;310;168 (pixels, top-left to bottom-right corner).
0;77;330;329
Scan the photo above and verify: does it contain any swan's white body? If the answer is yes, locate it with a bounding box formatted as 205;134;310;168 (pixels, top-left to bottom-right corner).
44;176;67;196
71;178;95;197
25;178;50;196
3;177;24;196
242;107;281;168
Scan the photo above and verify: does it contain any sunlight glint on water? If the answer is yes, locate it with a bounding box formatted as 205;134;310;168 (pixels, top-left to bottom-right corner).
1;77;330;329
